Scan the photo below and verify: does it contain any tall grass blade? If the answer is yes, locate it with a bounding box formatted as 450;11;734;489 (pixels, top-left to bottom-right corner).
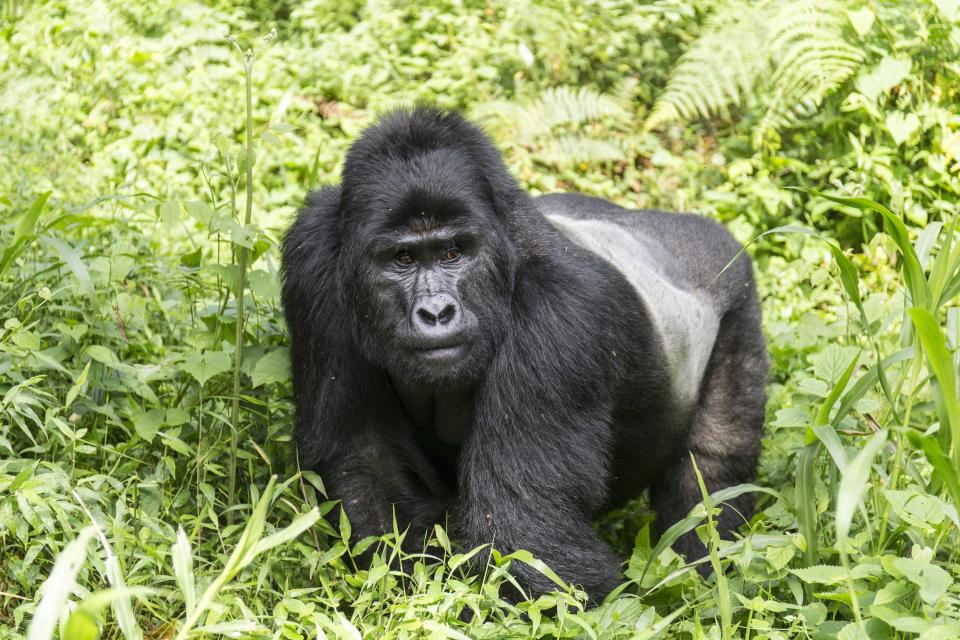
796;443;819;566
835;429;887;546
172;527;197;618
909;308;960;466
906;430;960;510
642;484;780;581
27;526;95;640
0;190;50;276
803;189;930;309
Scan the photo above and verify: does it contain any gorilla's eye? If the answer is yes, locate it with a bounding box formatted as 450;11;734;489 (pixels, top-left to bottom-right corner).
442;246;461;263
395;250;415;266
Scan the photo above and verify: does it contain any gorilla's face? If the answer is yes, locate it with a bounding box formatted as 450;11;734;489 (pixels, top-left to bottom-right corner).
341;174;515;385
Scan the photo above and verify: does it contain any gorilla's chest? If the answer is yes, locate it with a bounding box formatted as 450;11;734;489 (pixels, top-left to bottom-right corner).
391;378;473;482
546;214;720;410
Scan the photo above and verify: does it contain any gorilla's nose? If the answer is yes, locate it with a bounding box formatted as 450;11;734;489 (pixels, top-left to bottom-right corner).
413;294;460;332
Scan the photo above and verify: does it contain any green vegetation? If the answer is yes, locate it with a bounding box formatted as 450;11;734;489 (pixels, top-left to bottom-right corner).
3;0;960;637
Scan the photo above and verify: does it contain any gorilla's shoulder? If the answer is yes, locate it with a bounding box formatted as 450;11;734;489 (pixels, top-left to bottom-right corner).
300;186;342;221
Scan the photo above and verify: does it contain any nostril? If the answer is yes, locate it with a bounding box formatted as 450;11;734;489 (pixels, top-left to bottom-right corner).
416;307;438;325
437;304;456;324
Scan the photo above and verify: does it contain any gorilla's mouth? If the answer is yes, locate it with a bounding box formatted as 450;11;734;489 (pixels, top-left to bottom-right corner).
416;343;469;361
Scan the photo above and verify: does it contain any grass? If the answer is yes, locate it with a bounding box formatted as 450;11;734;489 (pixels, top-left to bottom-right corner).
3;0;960;638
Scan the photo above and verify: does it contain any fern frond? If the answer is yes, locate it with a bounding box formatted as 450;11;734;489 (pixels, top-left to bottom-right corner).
644;1;768;130
527;86;627;131
645;0;864;146
470;87;627;167
755;1;862;144
540;136;624;167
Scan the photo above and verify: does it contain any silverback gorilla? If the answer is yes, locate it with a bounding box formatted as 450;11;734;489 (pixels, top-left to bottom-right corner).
280;107;767;602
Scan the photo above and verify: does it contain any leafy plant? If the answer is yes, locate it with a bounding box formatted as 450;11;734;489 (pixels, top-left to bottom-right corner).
645;0;863;147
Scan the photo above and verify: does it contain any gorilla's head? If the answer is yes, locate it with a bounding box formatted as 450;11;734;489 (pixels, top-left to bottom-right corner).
336;107;523;384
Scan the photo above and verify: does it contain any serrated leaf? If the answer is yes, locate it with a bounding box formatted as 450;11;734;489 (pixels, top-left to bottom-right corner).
891;555;952;604
765;543;795;570
789;564;846;585
181;350;232;386
132;409;164;442
883;490;947;529
251;348;289;388
812;344;856;384
772;407;809;428
165;408;190;426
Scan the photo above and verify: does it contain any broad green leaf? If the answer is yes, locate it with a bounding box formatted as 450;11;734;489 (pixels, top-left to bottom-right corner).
339;505;352;546
40;236;97;303
812;344;857;386
765;543;795;570
846;7;874;36
251;347;290;387
63;610;98;640
434;524;451;554
886;112;920;145
856;56;911;102
919;624;960;640
132;409;164;442
887;554;952;604
883;490;947;529
448;543;488;571
789;564;846;585
180;246;202;268
181;350;232;386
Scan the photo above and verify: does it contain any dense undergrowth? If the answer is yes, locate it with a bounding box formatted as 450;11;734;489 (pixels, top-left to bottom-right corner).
3;1;960;638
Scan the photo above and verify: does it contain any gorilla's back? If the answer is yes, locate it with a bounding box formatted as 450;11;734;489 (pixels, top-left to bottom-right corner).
536;193;741;411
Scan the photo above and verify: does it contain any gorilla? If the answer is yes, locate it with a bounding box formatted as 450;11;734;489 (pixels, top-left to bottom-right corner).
280;106;766;602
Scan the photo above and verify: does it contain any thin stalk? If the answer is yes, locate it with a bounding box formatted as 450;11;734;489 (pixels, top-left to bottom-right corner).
227;40;256;522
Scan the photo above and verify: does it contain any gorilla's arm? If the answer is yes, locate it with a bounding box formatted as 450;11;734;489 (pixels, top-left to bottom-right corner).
453;265;623;601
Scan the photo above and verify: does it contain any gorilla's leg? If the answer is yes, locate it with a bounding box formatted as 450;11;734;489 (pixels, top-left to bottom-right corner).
650;299;767;566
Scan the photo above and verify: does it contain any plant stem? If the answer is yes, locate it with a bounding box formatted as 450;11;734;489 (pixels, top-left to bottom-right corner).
228;47;255;523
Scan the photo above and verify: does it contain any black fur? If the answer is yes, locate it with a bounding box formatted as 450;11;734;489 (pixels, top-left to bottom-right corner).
280;107;766;602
